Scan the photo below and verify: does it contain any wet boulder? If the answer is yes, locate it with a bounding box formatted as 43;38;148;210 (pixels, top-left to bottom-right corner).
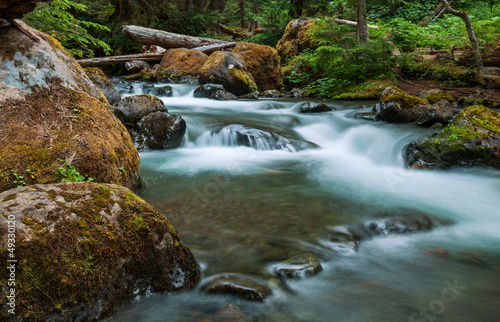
114;94;168;125
156;48;208;83
151;85;173;97
366;215;435;236
199;51;258;96
404;105;500;170
0;23;140;192
202;273;271;302
299;102;334;113
239;91;260;100
377;86;453;125
233;42;279;91
84;67;121;105
273;253;323;278
125;60;151;73
214;304;249;322
261;89;282;98
0;182;200;321
132;112;186;150
193;83;225;98
210;89;238;100
415;99;454;127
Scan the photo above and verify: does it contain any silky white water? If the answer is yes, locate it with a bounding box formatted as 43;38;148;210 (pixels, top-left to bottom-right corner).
110;82;500;322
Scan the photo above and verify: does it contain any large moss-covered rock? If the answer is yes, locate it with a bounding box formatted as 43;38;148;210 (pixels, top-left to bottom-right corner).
0;182;200;320
233;42;279;91
418;89;453;105
276;18;316;65
199;51;258;96
404;105;500;170
377;86;453;126
84;67;121;105
155;48;208;83
0;24;140;192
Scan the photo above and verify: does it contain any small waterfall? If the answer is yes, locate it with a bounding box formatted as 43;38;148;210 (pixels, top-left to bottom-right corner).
194;124;316;152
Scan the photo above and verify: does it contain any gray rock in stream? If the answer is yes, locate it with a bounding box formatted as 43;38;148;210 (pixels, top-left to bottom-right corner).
202;273;271;302
273;253;323;279
193;83;225;98
299;102;335;113
132;112;186;150
114;95;168;125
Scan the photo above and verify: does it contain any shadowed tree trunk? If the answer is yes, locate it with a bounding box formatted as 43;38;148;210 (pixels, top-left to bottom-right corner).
207;0;226;12
238;0;249;28
440;0;483;72
289;0;305;18
357;0;370;42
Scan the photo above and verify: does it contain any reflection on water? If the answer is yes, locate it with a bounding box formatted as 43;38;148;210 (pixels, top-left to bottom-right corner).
109;81;500;322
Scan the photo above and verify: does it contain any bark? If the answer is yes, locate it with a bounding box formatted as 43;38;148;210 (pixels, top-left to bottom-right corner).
248;0;260;32
207;0;226;12
440;0;483;72
357;0;370;42
123;25;228;49
219;23;248;39
238;0;249;28
76;43;237;67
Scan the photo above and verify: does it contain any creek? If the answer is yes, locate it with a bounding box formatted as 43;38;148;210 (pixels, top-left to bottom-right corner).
109;82;500;321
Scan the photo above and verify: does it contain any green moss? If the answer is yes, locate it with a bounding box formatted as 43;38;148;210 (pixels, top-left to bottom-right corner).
2;193;16;202
229;68;258;92
424;91;453;104
384;91;429;106
332;81;389;100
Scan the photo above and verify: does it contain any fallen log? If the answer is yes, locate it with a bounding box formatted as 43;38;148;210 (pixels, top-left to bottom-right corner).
76;43;238;67
123;25;228;49
333;18;380;29
77;53;164;67
218;23;248;39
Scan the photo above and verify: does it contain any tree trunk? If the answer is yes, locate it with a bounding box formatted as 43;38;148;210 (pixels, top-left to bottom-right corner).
123;25;228;49
248;0;260;32
76;43;238;67
207;0;226;12
357;0;370;42
238;0;249;28
440;0;483;72
289;0;305;18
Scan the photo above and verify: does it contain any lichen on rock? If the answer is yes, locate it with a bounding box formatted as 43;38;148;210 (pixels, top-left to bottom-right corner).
0;182;200;320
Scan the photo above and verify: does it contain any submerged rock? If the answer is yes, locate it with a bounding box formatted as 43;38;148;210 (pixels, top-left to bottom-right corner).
0;23;140;192
193;83;225;98
404;105;500;170
366;214;434;235
0;183;200;320
202;274;271;302
84;67;121;105
151;85;174;97
239;91;260;100
114;94;168;125
210;89;238;100
197;123;317;152
299;102;334;113
273;253;323;278
132;112;186;150
261;89;282;98
199;51;258;96
214;304;249;322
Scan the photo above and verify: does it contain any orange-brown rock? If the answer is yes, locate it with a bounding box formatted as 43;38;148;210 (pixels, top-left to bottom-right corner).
156;48;208;83
276;18;317;65
233;42;279;91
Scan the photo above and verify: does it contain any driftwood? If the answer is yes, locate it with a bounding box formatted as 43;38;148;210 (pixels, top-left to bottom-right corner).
123;25;228;49
333;18;380;29
77;42;238;67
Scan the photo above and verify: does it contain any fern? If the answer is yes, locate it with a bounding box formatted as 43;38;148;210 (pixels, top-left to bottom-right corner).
23;0;112;58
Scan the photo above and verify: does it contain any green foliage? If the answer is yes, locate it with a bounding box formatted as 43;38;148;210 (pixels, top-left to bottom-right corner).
23;0;112;58
57;159;93;183
284;18;396;97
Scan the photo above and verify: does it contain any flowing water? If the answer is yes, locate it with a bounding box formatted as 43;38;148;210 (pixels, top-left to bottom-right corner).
109;82;500;322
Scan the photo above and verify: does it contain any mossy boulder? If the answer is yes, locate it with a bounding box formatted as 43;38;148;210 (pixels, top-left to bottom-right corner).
276;18;317;65
0;182;200;320
0;24;140;192
84;67;121;105
418;89;453;105
377;86;453;126
132;112;187;150
233;42;279;91
199;51;258;96
155;48;208;84
404;105;500;170
114;94;168;125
